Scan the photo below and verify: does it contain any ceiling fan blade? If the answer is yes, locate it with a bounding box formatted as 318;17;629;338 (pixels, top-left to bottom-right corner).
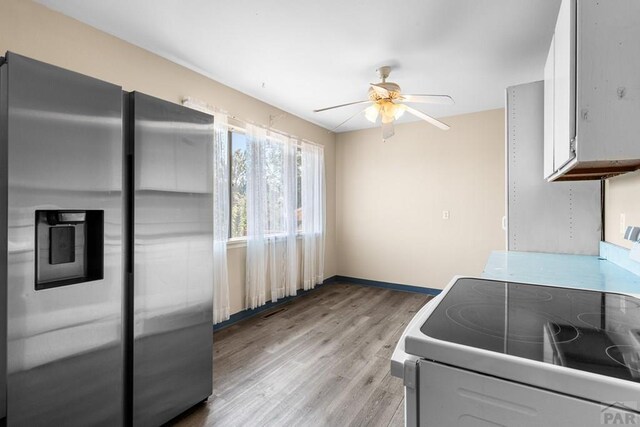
381;122;395;140
399;94;455;105
314;100;371;113
404;105;450;130
370;83;390;98
332;107;368;131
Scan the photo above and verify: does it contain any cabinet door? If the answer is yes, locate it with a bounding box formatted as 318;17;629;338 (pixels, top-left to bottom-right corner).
553;0;576;171
576;0;640;163
543;36;555;178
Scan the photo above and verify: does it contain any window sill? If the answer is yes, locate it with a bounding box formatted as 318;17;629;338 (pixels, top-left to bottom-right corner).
227;237;248;249
227;233;318;249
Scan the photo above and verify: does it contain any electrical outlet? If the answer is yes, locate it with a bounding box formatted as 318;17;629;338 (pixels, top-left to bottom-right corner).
621;213;626;235
442;210;450;220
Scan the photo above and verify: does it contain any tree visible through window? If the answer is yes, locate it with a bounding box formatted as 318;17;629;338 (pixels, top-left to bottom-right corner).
230;131;247;238
296;147;302;231
229;131;304;238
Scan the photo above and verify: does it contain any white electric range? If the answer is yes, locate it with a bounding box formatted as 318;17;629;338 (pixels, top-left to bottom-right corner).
391;276;640;426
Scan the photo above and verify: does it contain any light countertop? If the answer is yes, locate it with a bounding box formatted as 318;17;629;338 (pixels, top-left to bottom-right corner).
482;250;640;296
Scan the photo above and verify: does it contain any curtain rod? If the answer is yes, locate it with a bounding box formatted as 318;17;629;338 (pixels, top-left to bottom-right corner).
224;122;310;147
182;97;324;148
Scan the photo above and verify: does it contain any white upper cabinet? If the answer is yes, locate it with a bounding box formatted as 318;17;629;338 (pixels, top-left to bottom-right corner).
544;0;640;181
543;36;555;179
552;0;576;173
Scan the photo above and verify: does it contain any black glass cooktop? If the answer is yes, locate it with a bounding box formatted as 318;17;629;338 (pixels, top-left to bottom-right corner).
421;278;640;382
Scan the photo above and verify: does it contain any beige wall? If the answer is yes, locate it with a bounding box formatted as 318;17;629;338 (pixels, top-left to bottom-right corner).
336;109;506;289
1;0;337;315
11;0;635;311
605;172;640;249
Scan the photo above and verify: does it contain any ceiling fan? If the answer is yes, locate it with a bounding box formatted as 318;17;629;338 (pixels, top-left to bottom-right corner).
313;66;454;140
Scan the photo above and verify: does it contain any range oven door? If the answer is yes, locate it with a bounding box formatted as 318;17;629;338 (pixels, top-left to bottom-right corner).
418;360;639;426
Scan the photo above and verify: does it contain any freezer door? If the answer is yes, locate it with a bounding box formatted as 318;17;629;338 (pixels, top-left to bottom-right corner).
4;53;123;426
131;92;213;426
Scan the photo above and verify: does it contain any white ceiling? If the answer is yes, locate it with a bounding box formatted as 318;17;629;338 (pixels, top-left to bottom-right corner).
36;0;560;132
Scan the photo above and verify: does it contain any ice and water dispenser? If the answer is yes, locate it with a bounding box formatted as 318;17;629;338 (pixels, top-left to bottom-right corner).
35;210;104;290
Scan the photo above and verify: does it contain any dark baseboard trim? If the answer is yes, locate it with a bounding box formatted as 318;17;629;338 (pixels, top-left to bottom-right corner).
212;277;336;331
212;275;439;331
322;275;339;285
334;275;442;296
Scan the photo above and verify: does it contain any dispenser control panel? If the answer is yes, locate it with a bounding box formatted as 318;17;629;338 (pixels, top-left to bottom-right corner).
35;210;104;290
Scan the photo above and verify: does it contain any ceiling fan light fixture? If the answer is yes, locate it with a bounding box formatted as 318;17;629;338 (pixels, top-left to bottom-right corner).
393;103;406;120
313;66;453;134
364;104;380;123
379;101;398;123
381;113;394;124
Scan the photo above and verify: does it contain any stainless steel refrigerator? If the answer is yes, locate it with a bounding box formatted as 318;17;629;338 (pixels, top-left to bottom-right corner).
0;52;213;426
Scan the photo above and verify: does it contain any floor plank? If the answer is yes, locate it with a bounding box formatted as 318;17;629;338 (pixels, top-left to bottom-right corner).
388;399;405;427
170;283;431;427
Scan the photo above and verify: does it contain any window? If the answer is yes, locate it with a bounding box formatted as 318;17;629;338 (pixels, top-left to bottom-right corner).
229;131;307;239
296;147;302;231
263;137;286;235
230;131;247;238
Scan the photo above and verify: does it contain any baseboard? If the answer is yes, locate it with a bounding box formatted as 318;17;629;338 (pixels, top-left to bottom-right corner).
334;275;442;296
213;277;335;331
213;275;439;331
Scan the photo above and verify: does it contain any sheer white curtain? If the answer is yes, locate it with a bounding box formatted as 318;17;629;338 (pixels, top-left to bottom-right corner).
267;134;298;301
245;126;299;309
301;142;325;290
213;114;231;323
245;124;268;309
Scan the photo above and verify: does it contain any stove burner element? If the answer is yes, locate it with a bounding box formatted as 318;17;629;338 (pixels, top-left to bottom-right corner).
472;283;553;302
445;302;579;344
568;292;640;310
577;313;638;336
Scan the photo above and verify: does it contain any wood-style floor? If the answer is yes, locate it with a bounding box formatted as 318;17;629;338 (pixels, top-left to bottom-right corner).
170;282;432;427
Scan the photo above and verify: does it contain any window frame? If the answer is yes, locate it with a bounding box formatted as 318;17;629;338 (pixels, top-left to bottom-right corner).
226;129;310;244
228;129;249;240
227;130;233;239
